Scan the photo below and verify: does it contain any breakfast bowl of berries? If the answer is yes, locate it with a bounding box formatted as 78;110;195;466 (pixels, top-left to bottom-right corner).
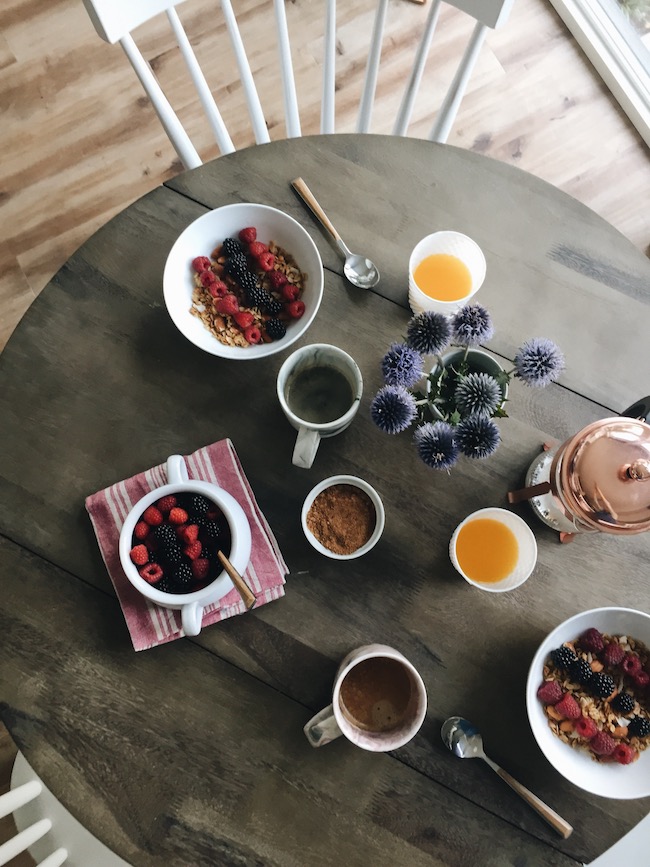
163;202;324;359
118;455;252;636
526;607;650;798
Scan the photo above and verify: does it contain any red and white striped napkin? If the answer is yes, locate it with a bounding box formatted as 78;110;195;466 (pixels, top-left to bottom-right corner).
85;439;287;651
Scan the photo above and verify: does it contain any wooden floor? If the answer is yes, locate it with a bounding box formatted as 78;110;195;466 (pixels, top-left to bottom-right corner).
1;0;648;351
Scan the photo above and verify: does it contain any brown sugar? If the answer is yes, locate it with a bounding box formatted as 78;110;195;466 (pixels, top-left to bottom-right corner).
306;484;376;555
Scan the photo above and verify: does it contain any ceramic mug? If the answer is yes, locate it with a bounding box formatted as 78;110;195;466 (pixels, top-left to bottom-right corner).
303;644;427;751
277;343;363;469
118;455;252;636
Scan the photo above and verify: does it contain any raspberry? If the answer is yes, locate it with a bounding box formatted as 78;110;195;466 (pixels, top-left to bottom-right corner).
612;743;637;765
129;544;149;566
244;325;262;344
238;227;257;244
280;282;300;302
590;731;616;756
156;495;177;515
536;681;564;704
183;540;203;561
580;627;605;653
192;256;211;272
142;506;164;527
622;653;642;675
208;280;229;299
191;558;210;581
168;507;189;525
633;671;650;688
268;270;288;289
248;240;267;258
574;716;598;739
233;311;255;329
602;641;625;667
554;693;581;720
258;251;275;271
178;524;199;544
286;300;306;319
134;521;150;541
199;269;216;287
139;562;164;584
216;294;240;317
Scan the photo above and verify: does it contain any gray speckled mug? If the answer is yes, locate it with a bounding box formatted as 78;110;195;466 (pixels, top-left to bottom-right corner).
277;343;363;469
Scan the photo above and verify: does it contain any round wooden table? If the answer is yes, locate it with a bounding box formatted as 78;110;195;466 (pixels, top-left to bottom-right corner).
1;135;649;866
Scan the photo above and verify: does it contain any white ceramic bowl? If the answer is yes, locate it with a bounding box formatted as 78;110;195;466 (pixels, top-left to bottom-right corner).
163;202;324;359
301;475;385;560
118;455;252;637
449;507;537;592
526;607;650;798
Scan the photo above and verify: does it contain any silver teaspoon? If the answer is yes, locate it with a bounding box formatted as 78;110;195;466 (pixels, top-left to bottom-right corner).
441;716;573;839
291;177;380;289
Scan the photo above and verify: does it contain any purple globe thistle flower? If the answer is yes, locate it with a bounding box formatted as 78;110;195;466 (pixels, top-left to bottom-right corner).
371;385;417;434
406;311;451;355
513;338;565;387
451;304;494;347
455;415;501;460
381;342;424;388
454;372;502;418
414;421;459;471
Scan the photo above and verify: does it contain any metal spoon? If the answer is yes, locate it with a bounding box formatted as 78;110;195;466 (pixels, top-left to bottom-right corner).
291;177;380;289
441;716;573;839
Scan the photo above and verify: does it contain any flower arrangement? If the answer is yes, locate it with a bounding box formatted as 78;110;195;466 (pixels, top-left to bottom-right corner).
370;305;565;471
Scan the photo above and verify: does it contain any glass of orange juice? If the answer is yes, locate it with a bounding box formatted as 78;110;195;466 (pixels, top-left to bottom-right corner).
449;507;537;593
408;231;486;316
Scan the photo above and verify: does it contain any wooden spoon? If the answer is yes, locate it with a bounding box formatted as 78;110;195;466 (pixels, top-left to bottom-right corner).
217;550;256;610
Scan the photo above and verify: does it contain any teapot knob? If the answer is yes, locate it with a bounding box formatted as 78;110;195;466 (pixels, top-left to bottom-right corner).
622;459;650;481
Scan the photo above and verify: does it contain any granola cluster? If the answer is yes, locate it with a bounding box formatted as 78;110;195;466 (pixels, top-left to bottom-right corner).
538;629;650;764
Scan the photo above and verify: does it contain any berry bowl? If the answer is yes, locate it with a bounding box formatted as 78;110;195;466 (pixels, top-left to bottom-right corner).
163;202;324;359
526;607;650;798
118;455;252;637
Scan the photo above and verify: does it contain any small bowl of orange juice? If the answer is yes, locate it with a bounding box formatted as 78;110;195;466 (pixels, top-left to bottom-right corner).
409;231;486;316
449;507;537;593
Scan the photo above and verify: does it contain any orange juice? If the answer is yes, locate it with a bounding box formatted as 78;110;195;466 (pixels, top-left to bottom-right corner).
413;253;472;302
455;518;519;584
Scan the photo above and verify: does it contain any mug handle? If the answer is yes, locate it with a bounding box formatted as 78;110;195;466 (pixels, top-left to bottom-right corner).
293;427;320;469
167;454;188;484
181;602;204;637
303;704;343;747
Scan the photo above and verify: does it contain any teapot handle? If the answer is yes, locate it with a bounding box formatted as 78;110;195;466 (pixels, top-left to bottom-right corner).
622;397;650;423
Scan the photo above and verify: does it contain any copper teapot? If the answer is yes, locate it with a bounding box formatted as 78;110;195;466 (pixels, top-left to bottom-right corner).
508;398;650;542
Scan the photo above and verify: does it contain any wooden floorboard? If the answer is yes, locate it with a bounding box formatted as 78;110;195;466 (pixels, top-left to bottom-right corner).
0;0;648;351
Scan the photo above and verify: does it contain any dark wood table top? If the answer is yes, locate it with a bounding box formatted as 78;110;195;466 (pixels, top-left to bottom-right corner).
1;134;649;866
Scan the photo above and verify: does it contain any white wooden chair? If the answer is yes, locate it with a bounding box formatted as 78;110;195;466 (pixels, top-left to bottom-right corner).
0;751;130;867
81;0;514;170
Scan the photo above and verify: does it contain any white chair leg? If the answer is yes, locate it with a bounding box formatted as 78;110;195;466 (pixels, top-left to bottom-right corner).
321;0;336;134
0;818;52;865
274;0;301;138
393;0;442;136
36;850;69;867
356;0;389;133
0;779;42;818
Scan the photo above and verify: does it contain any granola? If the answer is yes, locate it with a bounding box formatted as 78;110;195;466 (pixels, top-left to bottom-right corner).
537;629;650;764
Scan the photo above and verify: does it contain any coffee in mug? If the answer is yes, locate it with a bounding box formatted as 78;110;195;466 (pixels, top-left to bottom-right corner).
303;644;427;751
286;365;354;425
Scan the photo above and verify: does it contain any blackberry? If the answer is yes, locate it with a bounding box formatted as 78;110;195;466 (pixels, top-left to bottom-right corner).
590;672;616;699
247;285;268;309
550;646;577;670
263;296;283;316
265;318;287;341
237;270;258;298
627;716;650;738
224;254;247;278
569;658;593;686
171;563;194;592
159;543;183;569
222;237;243;256
156;576;174;594
198;519;223;542
153;523;177;545
611;691;636;715
188;494;211;518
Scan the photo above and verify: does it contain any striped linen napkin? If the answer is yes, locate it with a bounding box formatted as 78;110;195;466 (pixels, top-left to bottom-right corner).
85;439;287;651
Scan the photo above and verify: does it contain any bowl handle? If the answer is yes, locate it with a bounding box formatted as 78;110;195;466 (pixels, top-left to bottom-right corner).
167;454;188;484
181;602;203;637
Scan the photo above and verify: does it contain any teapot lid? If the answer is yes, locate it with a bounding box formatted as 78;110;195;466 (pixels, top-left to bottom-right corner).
557;418;650;533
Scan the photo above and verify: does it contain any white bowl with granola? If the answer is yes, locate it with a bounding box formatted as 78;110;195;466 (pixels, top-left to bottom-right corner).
163;202;323;359
526;607;650;798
